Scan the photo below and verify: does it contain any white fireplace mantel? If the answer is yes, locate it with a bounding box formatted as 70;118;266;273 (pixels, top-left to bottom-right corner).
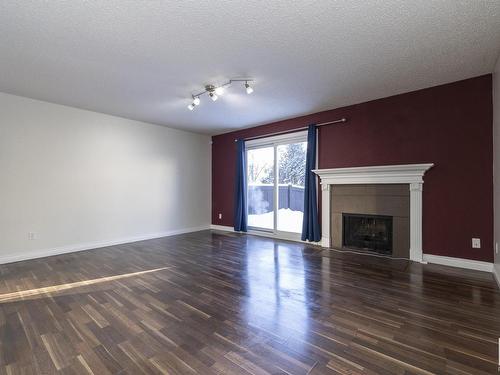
313;163;434;262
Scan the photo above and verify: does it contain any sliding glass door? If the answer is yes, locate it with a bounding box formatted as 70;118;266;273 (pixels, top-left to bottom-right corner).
277;141;307;232
246;132;307;235
247;146;275;230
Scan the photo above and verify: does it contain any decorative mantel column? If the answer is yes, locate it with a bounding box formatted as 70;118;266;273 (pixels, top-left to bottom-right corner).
409;182;423;262
313;163;434;263
321;184;331;248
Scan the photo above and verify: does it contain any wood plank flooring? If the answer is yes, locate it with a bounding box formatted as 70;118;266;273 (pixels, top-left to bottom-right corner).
0;230;499;374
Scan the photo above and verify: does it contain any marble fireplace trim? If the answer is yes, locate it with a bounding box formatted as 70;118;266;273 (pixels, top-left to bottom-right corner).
313;163;434;262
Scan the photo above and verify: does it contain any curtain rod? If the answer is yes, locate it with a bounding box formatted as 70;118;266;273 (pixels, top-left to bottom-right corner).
234;118;347;142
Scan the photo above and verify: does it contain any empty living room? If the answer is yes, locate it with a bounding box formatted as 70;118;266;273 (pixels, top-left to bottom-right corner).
2;1;500;374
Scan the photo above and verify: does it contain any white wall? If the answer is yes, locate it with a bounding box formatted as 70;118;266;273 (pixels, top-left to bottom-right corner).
0;92;211;263
494;56;500;284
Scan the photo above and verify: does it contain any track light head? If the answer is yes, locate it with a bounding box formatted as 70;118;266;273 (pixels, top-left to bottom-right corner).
209;92;218;101
193;96;200;106
187;103;195;111
245;82;254;94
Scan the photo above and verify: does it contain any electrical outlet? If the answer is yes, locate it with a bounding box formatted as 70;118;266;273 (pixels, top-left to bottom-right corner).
471;238;480;249
218;213;222;220
28;232;36;240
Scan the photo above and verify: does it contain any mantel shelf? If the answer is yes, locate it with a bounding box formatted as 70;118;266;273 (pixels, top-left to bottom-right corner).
313;163;434;185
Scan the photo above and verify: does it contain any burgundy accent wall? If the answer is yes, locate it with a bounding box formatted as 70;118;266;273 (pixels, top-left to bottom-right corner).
212;75;494;262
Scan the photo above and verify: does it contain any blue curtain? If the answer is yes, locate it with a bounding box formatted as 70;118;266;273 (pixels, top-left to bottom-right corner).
234;139;248;232
301;125;321;242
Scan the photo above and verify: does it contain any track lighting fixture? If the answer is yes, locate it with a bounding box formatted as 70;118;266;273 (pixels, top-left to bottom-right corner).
187;79;254;110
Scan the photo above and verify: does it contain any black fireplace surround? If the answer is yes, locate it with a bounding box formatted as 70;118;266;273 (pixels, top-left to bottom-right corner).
342;213;393;255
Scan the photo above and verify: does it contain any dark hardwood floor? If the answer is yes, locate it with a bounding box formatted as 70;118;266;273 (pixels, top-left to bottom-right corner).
0;230;499;374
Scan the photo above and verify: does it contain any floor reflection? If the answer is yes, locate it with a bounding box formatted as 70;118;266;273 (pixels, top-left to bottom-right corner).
243;237;310;343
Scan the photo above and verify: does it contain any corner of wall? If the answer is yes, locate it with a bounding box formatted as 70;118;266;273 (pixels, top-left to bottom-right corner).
494;54;500;272
208;137;213;226
494;263;500;289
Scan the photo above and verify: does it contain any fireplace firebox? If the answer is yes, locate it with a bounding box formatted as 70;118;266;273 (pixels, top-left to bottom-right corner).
342;213;393;255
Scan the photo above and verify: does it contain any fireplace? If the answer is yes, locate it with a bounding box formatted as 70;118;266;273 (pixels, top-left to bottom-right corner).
342;213;393;255
313;164;434;262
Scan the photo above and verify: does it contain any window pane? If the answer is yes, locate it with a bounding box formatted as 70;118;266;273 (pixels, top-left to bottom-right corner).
277;142;306;233
247;147;274;230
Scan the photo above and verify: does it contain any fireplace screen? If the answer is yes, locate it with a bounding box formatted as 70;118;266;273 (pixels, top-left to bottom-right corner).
342;213;393;254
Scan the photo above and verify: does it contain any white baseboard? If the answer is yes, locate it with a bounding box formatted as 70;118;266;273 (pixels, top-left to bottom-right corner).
493;264;500;288
423;254;494;272
0;225;210;265
210;225;234;232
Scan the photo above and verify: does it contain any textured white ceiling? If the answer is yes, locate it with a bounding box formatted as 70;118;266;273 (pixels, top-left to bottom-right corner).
1;1;500;135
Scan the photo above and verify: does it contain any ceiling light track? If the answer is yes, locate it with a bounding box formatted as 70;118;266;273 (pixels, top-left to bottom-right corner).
187;79;254;110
